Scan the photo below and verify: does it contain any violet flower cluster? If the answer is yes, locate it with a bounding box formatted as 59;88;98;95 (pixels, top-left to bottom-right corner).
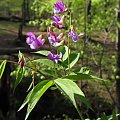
26;1;83;64
47;1;68;63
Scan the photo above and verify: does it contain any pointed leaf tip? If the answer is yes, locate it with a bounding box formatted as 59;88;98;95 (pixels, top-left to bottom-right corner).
0;60;7;79
25;80;54;120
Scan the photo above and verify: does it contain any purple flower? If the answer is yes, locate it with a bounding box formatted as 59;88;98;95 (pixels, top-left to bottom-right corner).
68;26;84;42
48;28;64;47
26;32;45;49
68;31;78;42
48;52;62;64
49;38;64;47
51;15;65;29
54;1;67;14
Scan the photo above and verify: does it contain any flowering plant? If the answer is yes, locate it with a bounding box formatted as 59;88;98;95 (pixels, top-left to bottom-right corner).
0;1;105;120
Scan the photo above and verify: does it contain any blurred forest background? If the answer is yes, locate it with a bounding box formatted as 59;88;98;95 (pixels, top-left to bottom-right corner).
0;0;120;120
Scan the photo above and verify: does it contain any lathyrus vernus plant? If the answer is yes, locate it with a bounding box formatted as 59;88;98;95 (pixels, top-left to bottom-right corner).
0;1;105;120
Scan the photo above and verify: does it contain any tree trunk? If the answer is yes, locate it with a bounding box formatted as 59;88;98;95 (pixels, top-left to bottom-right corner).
21;0;30;24
116;0;120;113
84;0;91;42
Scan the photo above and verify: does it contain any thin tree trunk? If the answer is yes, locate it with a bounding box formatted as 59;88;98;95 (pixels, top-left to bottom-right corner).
116;0;120;113
26;0;30;20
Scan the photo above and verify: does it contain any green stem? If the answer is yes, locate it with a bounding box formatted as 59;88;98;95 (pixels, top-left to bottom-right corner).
68;10;72;75
76;108;84;120
54;64;57;78
68;36;70;74
32;72;35;88
69;10;72;26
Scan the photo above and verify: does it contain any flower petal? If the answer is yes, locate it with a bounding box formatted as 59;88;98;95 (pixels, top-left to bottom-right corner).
48;52;62;64
54;59;58;64
54;1;67;14
29;41;39;49
51;16;61;23
27;32;36;39
78;33;84;36
48;53;54;60
54;7;60;14
58;15;64;24
26;32;44;49
68;30;78;42
52;23;64;29
56;33;63;41
26;37;33;44
57;52;62;59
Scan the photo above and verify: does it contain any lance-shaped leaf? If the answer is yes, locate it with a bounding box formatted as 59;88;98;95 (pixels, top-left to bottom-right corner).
79;67;90;74
74;94;92;110
14;66;24;91
40;69;55;77
18;51;23;60
54;78;85;110
68;53;80;69
18;89;33;112
0;60;7;79
33;59;54;67
25;80;54;120
64;73;106;81
33;50;51;56
62;53;80;69
58;45;70;61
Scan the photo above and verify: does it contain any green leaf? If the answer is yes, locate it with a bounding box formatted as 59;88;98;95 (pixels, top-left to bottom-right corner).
18;89;33;112
18;51;25;65
18;51;25;60
18;51;23;59
74;94;92;110
112;110;118;120
96;111;119;120
14;66;24;91
33;59;54;67
101;113;108;120
64;73;106;81
0;60;7;79
54;78;84;109
79;67;90;74
33;50;51;56
40;69;54;77
69;53;80;69
64;53;80;69
58;45;70;61
25;80;54;120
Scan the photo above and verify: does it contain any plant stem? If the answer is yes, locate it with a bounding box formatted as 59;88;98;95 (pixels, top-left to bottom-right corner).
68;10;72;74
69;10;72;27
32;72;35;88
54;64;57;78
68;36;70;74
76;108;84;120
